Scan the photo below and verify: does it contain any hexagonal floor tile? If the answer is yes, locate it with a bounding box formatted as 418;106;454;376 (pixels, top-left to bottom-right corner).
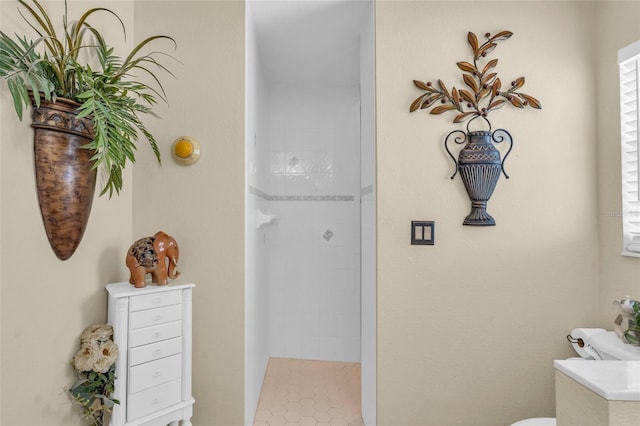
253;357;363;426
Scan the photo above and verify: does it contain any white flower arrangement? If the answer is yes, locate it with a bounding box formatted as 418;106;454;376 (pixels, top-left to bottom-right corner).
68;324;119;426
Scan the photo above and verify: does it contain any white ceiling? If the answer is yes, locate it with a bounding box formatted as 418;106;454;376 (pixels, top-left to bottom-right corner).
249;0;371;86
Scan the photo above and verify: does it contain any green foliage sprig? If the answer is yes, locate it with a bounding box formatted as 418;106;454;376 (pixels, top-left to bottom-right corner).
69;365;118;426
410;31;541;124
0;0;176;197
620;300;640;346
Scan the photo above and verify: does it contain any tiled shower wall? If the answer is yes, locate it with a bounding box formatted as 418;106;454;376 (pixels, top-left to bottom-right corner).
253;84;361;362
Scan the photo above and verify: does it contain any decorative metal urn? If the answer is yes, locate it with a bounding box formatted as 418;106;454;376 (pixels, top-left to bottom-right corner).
445;124;512;226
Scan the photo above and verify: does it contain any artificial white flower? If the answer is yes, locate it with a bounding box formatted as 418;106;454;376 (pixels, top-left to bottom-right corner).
93;340;119;374
73;341;100;372
69;323;120;425
80;324;113;344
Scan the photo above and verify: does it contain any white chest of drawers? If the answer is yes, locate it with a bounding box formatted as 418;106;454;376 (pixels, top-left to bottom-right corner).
107;282;195;426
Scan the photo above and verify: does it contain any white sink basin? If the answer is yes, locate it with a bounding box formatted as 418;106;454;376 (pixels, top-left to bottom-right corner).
554;359;640;401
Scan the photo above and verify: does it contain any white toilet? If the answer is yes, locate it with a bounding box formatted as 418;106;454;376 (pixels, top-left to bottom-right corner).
509;328;640;426
510;419;556;426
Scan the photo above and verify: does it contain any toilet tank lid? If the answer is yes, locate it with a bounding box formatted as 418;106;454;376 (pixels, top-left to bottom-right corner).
591;331;640;360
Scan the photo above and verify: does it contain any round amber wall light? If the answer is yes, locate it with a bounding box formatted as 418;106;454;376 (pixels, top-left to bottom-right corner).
172;137;201;165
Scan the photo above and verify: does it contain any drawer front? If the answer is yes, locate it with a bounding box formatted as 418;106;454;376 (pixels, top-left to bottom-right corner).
129;337;182;367
129;304;182;330
127;379;182;421
129;354;182;394
129;321;182;348
129;290;182;312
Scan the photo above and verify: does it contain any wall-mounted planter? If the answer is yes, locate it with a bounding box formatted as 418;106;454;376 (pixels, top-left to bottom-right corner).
0;0;177;259
31;98;96;260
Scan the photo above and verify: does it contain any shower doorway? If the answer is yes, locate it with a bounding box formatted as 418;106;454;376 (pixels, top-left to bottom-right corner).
245;1;376;425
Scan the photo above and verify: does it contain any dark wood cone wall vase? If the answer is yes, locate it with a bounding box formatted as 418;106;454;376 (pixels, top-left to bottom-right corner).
31;98;96;260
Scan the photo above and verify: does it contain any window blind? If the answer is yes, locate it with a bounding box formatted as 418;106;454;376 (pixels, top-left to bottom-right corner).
620;40;640;256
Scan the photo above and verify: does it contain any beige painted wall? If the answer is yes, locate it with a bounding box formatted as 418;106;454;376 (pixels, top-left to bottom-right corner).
376;1;600;424
0;1;245;424
132;1;245;425
0;1;134;425
596;1;640;325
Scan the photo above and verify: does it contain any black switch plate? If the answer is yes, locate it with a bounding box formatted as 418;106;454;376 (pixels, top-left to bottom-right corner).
411;221;434;245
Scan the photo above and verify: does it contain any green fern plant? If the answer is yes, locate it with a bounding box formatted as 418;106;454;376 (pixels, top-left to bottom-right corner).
0;0;176;197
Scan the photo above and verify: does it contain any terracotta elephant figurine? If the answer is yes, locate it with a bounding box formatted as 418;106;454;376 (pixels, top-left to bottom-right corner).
126;231;180;288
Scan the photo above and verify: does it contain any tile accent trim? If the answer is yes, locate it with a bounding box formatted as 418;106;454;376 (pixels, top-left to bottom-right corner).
249;185;354;202
249;185;270;200
360;184;374;196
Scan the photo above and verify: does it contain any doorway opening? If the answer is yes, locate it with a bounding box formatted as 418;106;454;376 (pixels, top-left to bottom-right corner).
245;1;376;424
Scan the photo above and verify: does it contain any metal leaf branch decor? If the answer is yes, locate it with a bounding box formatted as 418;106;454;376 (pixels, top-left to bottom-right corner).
410;30;542;226
410;31;541;122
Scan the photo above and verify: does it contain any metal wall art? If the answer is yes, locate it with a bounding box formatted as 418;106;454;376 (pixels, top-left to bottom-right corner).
410;30;541;226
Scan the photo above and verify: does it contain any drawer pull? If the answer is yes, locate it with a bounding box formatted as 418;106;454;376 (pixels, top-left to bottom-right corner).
152;297;161;304
152;332;162;339
151;397;161;405
152;315;162;322
152;349;162;357
152;371;163;378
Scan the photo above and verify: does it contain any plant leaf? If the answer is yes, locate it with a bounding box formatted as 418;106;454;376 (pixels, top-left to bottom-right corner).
430;104;456;115
438;79;451;99
467;31;479;55
477;42;497;58
463;74;478;93
509;96;524;108
453;112;477;123
451;87;461;110
410;94;428;112
413;80;433;91
422;94;442;108
490;31;513;41
487;99;506;110
459;89;476;106
481;72;497;85
520;93;542;109
456;61;477;73
482;58;498;75
492;78;502;96
510;76;525;91
7;79;26;120
477;88;490;102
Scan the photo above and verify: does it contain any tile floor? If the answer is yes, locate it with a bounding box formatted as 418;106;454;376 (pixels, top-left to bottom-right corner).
253;357;364;426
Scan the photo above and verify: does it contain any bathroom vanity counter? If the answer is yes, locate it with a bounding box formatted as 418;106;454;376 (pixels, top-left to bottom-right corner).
554;360;640;401
554;360;640;426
